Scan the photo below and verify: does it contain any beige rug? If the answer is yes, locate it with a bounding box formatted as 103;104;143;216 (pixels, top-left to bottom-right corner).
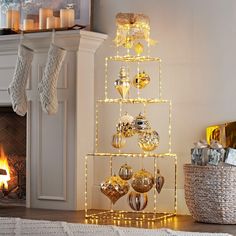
0;217;232;236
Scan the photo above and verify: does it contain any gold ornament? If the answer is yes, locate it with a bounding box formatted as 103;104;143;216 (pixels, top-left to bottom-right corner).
114;66;130;99
133;71;150;89
123;36;134;49
116;112;136;137
128;191;148;211
134;42;144;55
156;169;165;194
119;164;133;180
134;113;151;133
138;130;160;152
100;175;130;204
131;169;154;193
112;133;126;149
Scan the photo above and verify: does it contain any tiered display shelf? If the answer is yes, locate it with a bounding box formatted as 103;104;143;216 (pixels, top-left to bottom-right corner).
85;13;177;222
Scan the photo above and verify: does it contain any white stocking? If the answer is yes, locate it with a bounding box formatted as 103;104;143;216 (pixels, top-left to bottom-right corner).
8;44;34;116
38;43;66;115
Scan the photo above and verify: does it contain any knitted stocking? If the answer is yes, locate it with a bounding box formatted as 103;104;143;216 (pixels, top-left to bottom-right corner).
8;44;34;116
38;43;66;115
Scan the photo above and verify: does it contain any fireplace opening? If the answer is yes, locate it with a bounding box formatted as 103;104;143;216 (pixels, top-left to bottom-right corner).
0;106;26;206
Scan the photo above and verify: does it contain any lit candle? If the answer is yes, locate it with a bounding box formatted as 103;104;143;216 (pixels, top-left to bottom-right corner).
23;19;34;31
46;16;60;29
6;9;20;31
60;9;75;28
39;8;53;29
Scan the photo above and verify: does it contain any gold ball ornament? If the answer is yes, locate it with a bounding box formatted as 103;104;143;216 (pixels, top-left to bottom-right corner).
133;71;150;89
116;113;136;137
112;133;126;149
156;169;165;194
133;113;151;133
119;164;133;180
100;175;130;204
138;130;160;152
114;66;131;99
131;169;154;193
134;42;144;55
128;191;148;211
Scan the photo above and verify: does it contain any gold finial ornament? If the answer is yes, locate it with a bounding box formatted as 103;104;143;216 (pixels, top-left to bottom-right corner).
133;71;150;89
114;66;131;99
155;169;165;194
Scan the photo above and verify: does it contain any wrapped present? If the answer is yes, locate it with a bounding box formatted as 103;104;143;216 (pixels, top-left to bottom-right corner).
191;140;225;166
191;140;209;166
206;121;236;148
208;140;225;166
225;148;236;166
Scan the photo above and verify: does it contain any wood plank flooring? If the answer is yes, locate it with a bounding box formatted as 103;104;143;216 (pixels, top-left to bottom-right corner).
0;206;235;235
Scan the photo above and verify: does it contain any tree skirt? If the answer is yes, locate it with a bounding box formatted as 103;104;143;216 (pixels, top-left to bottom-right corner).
0;217;232;236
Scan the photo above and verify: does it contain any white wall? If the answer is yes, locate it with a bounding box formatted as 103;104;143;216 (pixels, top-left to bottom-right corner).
92;0;236;214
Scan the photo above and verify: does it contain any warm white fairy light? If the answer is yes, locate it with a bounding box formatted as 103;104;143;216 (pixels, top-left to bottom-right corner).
168;101;172;153
159;59;162;99
84;155;88;217
153;157;157;214
95;102;99;153
105;57;109;100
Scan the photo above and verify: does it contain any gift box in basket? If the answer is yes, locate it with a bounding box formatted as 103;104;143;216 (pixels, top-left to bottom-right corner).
185;121;236;224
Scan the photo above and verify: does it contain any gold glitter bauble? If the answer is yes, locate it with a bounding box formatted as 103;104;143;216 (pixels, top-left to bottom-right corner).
100;175;130;204
116;113;136;137
138;130;160;152
133;71;150;89
133;113;151;133
112;133;126;149
128;191;148;211
114;66;130;99
131;169;154;193
134;42;144;55
156;169;165;194
119;164;133;180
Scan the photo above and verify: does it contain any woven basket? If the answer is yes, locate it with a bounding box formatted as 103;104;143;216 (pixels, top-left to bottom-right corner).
184;164;236;224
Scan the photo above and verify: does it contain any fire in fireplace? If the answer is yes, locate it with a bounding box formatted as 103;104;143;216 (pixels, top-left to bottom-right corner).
0;145;10;191
0;107;26;205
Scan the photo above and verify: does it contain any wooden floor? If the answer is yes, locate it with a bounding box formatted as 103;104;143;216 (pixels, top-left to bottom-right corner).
0;206;235;235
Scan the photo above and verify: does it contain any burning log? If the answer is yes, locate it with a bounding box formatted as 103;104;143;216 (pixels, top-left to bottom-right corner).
0;169;7;175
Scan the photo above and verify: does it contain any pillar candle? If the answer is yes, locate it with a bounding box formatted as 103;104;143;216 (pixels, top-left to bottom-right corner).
39;8;53;29
60;9;75;28
6;9;20;31
46;16;60;29
23;19;34;31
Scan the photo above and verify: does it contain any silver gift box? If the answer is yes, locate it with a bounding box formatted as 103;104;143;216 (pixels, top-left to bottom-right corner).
225;148;236;166
191;148;210;166
208;148;225;166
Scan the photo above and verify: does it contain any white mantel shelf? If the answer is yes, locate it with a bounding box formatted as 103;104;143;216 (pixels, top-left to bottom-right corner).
0;29;107;210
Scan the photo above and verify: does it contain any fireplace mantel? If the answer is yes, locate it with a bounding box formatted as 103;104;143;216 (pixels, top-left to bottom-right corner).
0;30;107;210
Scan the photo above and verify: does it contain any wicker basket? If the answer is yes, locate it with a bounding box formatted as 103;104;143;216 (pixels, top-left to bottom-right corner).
184;164;236;224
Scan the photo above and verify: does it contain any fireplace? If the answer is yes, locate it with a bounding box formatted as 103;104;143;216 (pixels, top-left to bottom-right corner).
0;107;26;205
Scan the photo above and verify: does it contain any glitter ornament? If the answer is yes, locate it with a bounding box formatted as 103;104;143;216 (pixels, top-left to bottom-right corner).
138;130;160;152
131;169;154;193
116;112;136;137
